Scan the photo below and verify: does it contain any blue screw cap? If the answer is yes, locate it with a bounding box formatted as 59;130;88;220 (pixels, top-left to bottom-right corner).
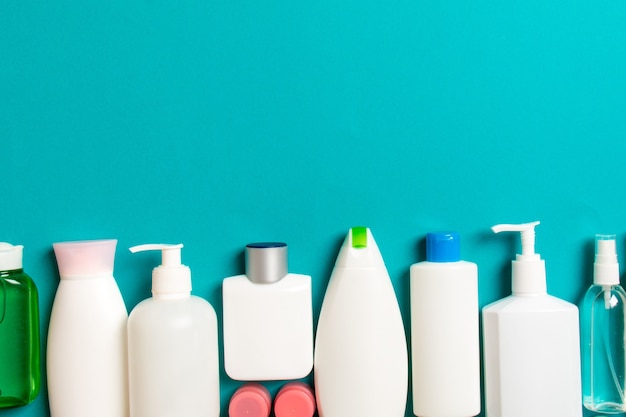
426;232;461;262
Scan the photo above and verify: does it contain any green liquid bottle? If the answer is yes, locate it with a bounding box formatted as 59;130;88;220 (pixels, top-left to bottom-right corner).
0;243;40;408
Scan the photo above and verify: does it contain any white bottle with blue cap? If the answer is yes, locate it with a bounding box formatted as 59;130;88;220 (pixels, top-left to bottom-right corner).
127;244;219;417
482;222;581;417
410;232;480;417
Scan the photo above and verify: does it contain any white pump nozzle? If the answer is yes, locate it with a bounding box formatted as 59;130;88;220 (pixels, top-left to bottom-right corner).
129;243;191;297
492;221;540;260
492;221;546;295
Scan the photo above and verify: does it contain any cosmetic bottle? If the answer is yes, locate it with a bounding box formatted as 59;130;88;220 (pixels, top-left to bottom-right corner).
581;234;626;413
314;227;408;417
274;382;316;417
482;222;581;417
48;239;128;417
228;383;271;417
222;242;313;381
0;243;40;408
410;232;480;417
128;244;220;417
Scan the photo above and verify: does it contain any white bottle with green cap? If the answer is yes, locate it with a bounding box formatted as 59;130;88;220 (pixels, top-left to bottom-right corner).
222;242;313;380
410;232;479;417
482;222;581;417
314;227;408;417
127;244;219;417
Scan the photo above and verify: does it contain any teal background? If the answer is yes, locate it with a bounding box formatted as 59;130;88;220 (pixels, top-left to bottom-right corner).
2;0;626;415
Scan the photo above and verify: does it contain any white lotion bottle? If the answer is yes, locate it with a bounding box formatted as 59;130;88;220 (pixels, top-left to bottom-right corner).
482;222;582;417
410;232;480;417
223;242;313;380
314;227;408;417
127;244;219;417
47;239;128;417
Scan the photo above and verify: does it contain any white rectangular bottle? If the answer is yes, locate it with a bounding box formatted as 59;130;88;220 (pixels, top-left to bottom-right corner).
482;222;581;417
410;232;480;417
222;242;313;381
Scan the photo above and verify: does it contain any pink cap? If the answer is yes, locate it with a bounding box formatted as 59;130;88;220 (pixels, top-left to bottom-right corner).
229;383;271;417
53;239;117;278
274;382;316;417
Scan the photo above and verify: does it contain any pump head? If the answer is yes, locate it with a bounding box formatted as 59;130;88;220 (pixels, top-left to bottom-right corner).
491;221;546;295
129;243;191;297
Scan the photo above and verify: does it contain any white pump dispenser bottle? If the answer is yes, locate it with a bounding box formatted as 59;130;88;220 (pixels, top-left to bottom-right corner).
127;244;219;417
482;221;582;417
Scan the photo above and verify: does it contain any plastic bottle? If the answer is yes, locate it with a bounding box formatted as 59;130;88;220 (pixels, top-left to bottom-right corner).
410;232;480;417
222;242;313;380
47;239;128;417
274;382;316;417
314;227;408;417
0;243;40;408
482;222;582;417
581;234;626;413
127;244;220;417
228;383;271;417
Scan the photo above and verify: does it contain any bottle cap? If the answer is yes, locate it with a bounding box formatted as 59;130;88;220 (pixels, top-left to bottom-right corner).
594;234;620;286
335;227;385;268
129;243;191;296
426;232;460;262
0;242;23;271
274;382;316;417
245;242;288;284
228;383;271;417
53;239;117;278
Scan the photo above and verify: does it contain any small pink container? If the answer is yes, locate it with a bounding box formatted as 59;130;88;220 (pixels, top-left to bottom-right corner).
228;383;271;417
274;382;316;417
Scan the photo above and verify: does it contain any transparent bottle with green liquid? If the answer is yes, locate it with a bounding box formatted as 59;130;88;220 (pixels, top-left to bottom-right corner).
0;243;40;408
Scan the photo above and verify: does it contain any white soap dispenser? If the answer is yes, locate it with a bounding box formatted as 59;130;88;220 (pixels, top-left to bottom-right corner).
222;242;313;380
127;244;219;417
482;222;582;417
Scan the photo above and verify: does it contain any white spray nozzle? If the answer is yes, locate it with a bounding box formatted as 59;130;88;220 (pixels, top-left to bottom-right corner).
594;234;619;286
129;243;190;297
130;243;184;266
492;221;540;259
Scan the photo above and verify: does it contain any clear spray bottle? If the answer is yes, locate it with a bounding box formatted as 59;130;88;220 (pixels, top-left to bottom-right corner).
581;234;626;413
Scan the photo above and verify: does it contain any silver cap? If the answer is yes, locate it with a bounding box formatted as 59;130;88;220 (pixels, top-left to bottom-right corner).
245;242;288;284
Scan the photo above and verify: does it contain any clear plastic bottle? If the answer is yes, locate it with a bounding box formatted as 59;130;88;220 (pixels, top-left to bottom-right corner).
581;234;626;413
0;243;40;408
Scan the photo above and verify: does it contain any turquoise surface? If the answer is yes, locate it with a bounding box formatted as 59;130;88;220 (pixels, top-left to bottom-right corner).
2;0;626;415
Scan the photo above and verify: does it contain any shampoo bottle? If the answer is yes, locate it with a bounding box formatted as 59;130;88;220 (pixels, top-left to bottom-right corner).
47;239;128;417
222;242;313;380
581;234;626;413
482;222;581;417
0;243;40;408
314;227;408;417
127;244;220;417
410;232;480;417
228;383;271;417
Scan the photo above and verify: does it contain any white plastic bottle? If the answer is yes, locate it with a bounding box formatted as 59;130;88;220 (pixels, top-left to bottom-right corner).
222;242;313;380
314;227;408;417
127;244;219;417
482;222;582;417
410;232;480;417
47;239;128;417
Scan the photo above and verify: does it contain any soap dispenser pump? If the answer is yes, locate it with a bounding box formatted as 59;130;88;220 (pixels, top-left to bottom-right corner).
127;244;219;417
482;221;582;417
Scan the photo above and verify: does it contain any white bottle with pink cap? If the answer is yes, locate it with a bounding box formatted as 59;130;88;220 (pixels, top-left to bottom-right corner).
47;239;129;417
